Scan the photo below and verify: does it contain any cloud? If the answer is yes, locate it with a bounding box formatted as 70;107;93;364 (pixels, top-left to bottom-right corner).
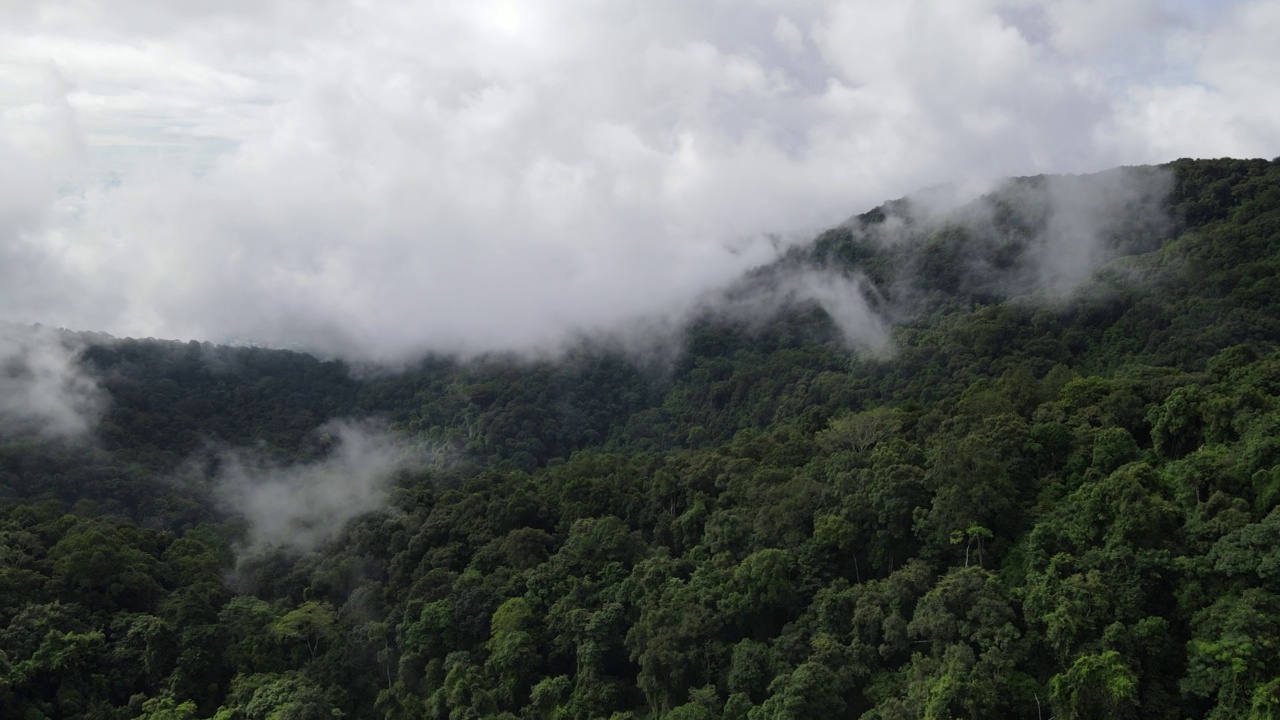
0;1;1275;360
919;165;1177;300
0;322;107;440
1025;167;1175;294
707;265;890;351
214;420;420;553
697;163;1174;351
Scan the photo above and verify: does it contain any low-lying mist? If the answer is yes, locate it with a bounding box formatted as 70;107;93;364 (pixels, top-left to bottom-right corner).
684;164;1176;352
213;421;424;555
0;322;106;440
6;0;1263;364
0;163;1181;382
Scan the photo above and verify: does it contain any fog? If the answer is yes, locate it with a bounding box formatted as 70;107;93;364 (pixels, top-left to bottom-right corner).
0;322;106;440
213;421;422;554
0;1;1276;360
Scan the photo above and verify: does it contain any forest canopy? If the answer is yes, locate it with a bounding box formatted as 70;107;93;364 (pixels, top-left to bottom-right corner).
2;157;1280;719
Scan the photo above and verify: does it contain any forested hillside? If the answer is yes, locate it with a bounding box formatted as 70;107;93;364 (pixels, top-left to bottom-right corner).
3;157;1280;719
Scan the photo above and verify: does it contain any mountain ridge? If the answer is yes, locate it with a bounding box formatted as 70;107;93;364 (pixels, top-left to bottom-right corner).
2;156;1280;719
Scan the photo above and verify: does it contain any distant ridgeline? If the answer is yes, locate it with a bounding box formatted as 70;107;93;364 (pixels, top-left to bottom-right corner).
2;157;1280;720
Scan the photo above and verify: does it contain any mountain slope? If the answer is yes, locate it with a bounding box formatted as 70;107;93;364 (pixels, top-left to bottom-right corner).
2;157;1279;720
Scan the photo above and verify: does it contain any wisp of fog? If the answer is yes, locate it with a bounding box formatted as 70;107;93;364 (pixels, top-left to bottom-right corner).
214;421;421;555
0;322;106;440
695;165;1175;352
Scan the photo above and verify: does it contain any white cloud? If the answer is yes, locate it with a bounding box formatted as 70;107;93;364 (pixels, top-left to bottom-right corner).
0;0;1275;360
0;322;106;440
773;16;805;54
214;420;419;553
1044;0;1176;58
1103;0;1280;162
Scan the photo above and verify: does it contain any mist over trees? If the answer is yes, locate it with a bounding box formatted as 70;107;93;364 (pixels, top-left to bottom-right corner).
2;157;1280;719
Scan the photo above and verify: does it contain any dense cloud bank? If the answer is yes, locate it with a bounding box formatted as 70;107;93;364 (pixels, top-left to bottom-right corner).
0;1;1277;359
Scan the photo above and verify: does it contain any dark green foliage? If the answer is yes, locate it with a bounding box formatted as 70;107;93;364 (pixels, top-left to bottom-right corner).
2;158;1279;719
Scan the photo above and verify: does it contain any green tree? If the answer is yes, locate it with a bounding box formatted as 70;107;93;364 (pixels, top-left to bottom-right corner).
272;601;337;663
1050;651;1139;720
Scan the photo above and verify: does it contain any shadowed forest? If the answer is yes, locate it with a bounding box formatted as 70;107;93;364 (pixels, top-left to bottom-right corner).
3;157;1280;719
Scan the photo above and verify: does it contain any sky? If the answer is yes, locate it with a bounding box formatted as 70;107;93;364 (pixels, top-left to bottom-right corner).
0;0;1277;361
